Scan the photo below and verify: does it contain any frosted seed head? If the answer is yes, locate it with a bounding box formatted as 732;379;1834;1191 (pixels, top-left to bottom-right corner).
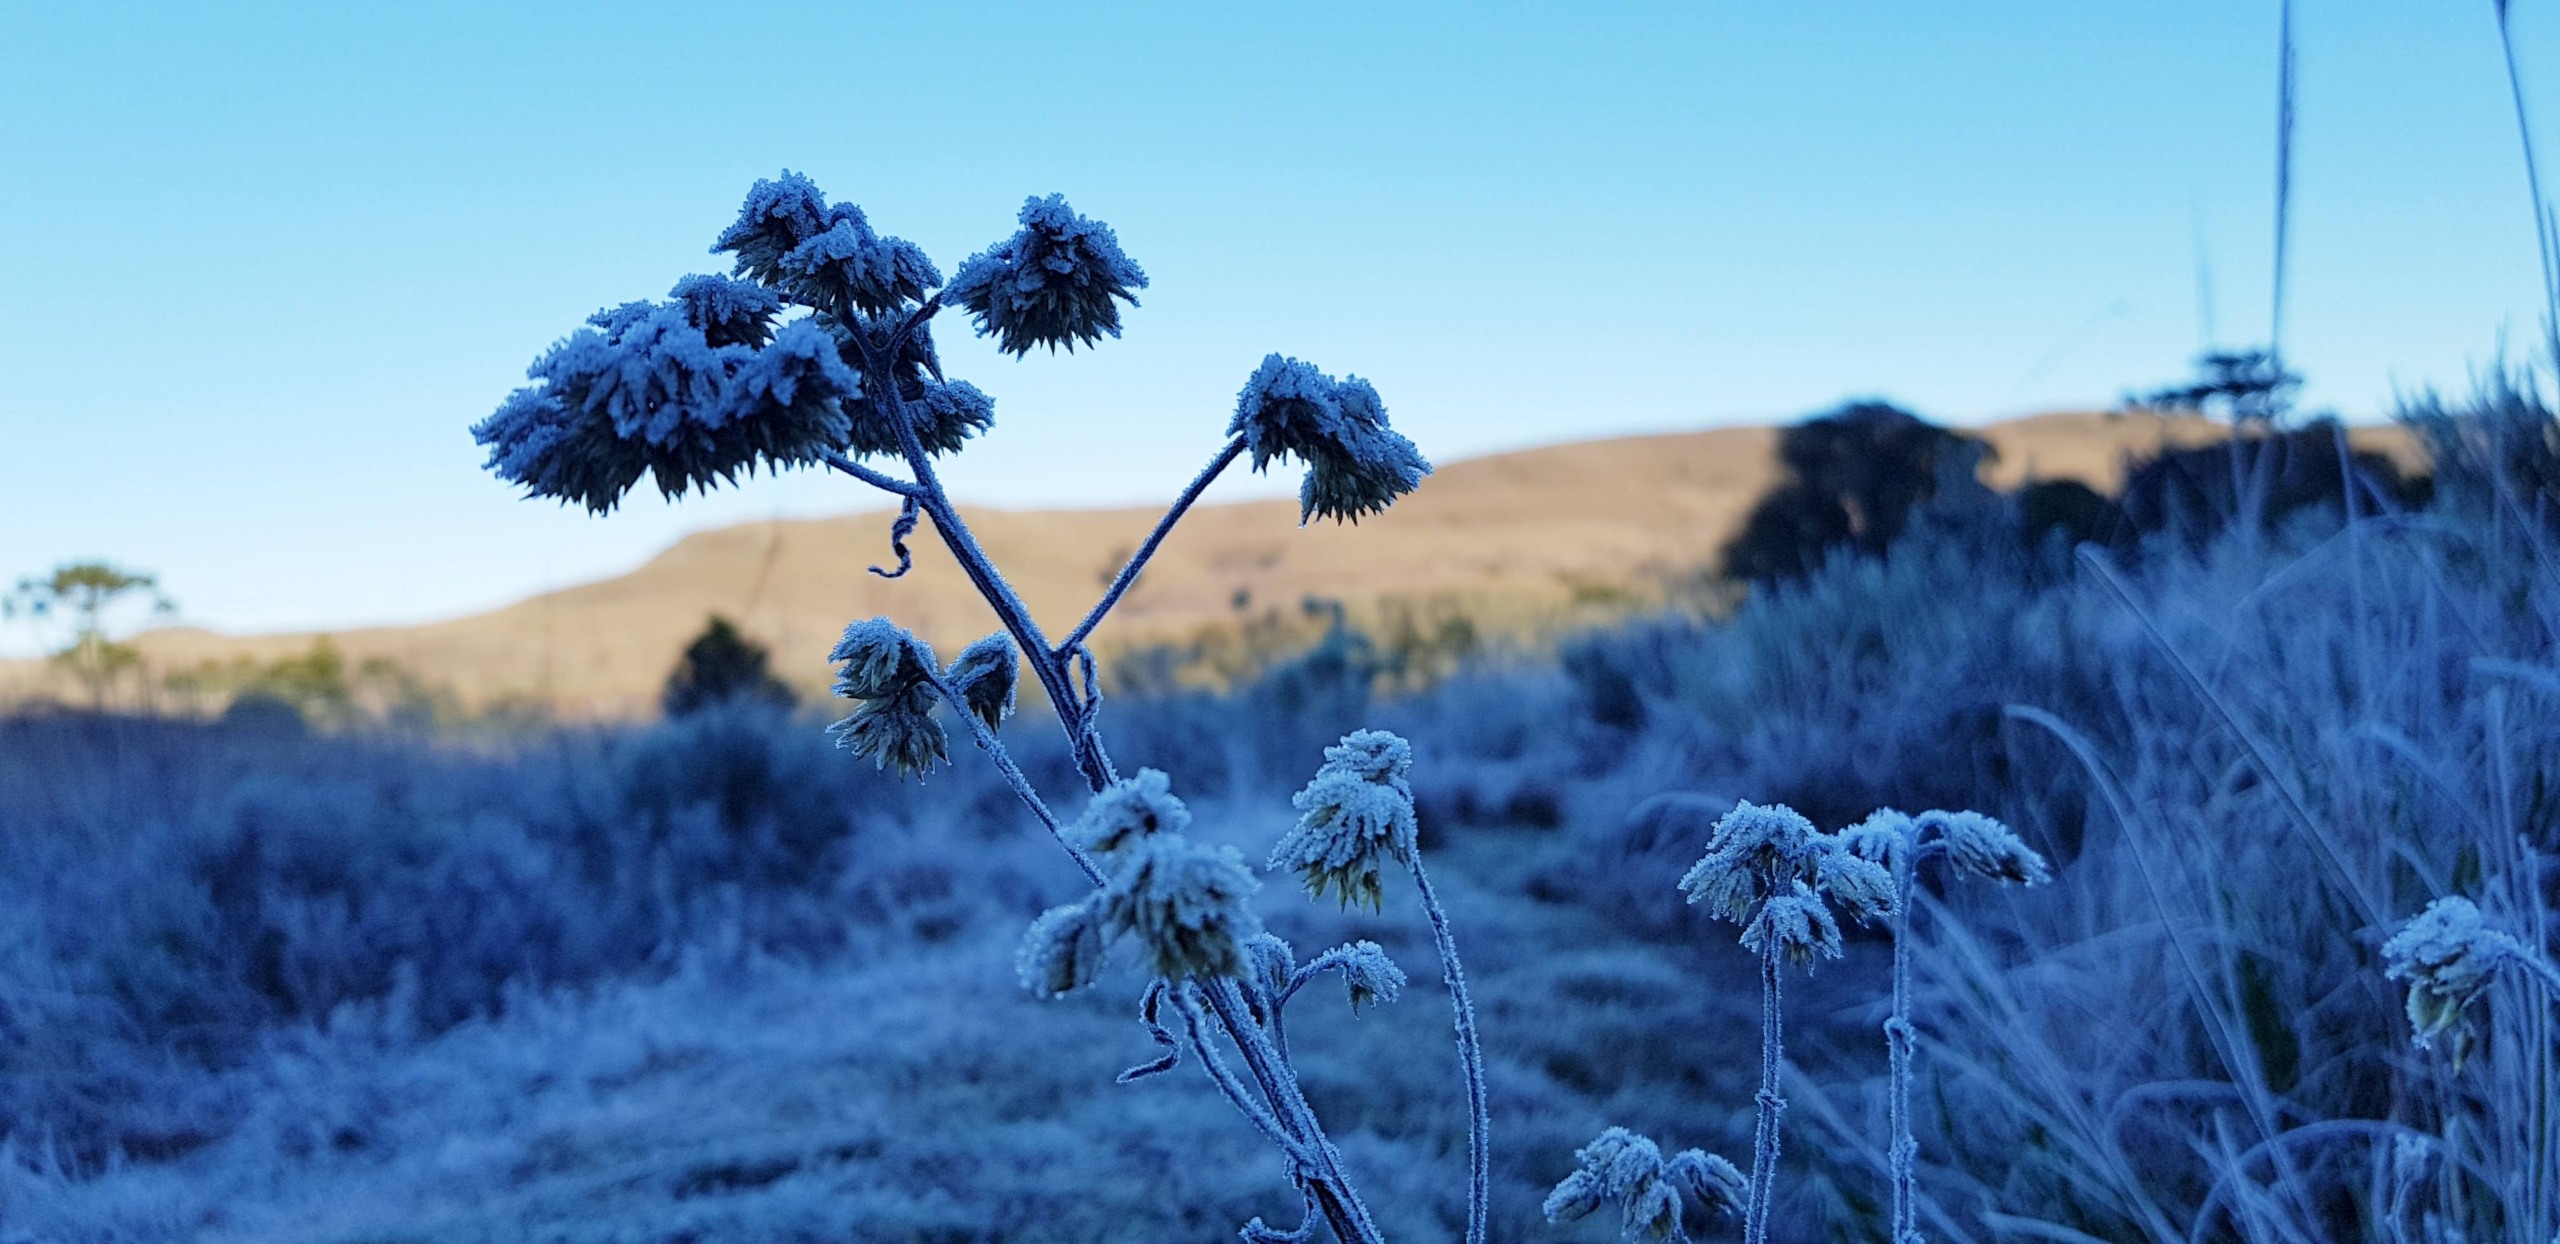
669;273;783;348
1677;853;1759;924
1580;1126;1662;1193
1097;837;1263;981
829;617;933;700
1542;1168;1606;1224
1623;1174;1682;1240
1666;1149;1747;1220
1838;808;1916;867
1228;357;1431;524
1815;842;1899;925
1709;799;1819;869
1073;769;1192;859
1927;810;2051;886
1335;940;1407;1014
2383;897;2516;1050
1243;932;1296;1023
1272;767;1416;910
1741;881;1844;968
942;634;1018;734
946;194;1147;356
713;171;834;289
1017;900;1107;998
1321;728;1415;787
826;683;948;776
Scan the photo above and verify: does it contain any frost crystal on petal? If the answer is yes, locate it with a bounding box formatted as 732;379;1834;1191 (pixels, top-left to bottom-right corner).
1928;810;2050;885
947;193;1147;356
1074;769;1193;859
1018;900;1107;998
1228;356;1432;524
1096;837;1263;980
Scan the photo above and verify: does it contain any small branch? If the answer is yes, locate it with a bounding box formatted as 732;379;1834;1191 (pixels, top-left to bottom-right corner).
1409;855;1491;1244
1057;435;1247;656
907;654;1101;886
1176;984;1318;1169
821;450;925;498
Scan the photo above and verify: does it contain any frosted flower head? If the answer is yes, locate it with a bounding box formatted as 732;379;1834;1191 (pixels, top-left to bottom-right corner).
941;634;1018;734
711;173;939;316
1097;836;1264;981
669;273;783;348
1334;939;1407;1014
2383;897;2518;1050
1272;739;1420;911
1546;1126;1739;1240
1017;899;1106;998
947;194;1147;356
712;171;833;288
1741;881;1845;968
1664;1149;1747;1221
826;683;948;776
1228;356;1432;524
1837;808;1916;868
829;617;933;700
1677;799;1820;922
1243;932;1296;1022
1815;843;1899;926
1074;769;1193;859
1926;810;2051;886
1320;728;1414;788
472;303;855;514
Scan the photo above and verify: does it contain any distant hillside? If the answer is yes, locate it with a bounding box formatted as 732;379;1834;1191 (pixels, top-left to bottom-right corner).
0;413;2421;719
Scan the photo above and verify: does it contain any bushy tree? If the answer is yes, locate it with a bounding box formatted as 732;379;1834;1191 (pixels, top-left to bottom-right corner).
662;615;795;717
1720;401;1993;586
4;561;174;708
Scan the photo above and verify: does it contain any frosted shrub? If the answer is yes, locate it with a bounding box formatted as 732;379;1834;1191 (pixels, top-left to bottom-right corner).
475;175;1477;1243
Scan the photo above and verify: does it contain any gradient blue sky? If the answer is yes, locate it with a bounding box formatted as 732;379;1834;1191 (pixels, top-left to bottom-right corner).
2;2;2554;651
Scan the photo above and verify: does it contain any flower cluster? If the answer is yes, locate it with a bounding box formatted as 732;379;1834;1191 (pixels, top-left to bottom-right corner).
1229;355;1432;524
713;170;940;317
941;634;1019;735
1923;810;2051;885
2382;896;2523;1053
947;194;1148;356
1018;770;1264;994
1544;1127;1746;1241
1678;800;1894;967
824;618;946;775
1269;729;1419;910
472;296;860;513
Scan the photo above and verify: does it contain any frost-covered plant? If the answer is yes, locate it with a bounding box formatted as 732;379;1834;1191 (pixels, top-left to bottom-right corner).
1663;800;1893;1244
1839;807;2050;1244
473;174;1448;1243
1544;1126;1747;1241
2382;895;2560;1065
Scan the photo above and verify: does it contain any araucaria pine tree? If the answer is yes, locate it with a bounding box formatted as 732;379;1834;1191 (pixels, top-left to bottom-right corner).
472;174;1467;1243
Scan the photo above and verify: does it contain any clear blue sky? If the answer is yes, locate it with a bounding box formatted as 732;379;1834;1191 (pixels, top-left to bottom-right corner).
2;2;2553;650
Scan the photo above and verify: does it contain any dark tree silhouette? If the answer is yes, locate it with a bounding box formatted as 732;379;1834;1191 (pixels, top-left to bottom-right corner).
1721;401;1994;586
662;615;795;717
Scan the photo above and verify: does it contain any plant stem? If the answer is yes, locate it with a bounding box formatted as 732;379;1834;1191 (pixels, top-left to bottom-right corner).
1203;979;1387;1244
1407;854;1490;1244
1745;944;1787;1244
1059;435;1247;656
1885;842;1920;1244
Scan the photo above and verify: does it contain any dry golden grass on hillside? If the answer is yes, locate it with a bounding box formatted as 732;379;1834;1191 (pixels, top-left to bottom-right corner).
0;412;2421;718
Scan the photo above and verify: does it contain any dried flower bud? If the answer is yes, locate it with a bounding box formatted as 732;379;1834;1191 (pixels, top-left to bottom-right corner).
2383;896;2518;1051
829;617;933;700
947;194;1148;356
1228;356;1431;525
1742;881;1845;968
1242;932;1296;1026
1074;769;1192;859
1541;1168;1605;1224
1017;900;1106;998
1097;837;1263;981
1927;810;2050;886
1837;808;1916;868
1816;844;1899;926
1665;1149;1747;1220
1273;768;1416;910
826;683;948;776
1334;940;1407;1015
942;633;1018;734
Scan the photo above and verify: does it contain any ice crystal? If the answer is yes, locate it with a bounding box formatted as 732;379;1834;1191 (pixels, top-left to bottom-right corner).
947;194;1147;356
